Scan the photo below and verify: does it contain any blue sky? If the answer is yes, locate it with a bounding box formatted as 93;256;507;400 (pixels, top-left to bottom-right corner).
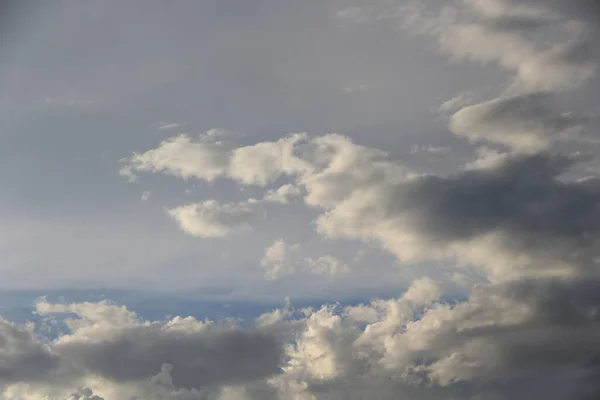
1;0;600;399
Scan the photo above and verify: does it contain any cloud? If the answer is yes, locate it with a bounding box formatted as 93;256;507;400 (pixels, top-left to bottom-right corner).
449;92;587;151
437;92;473;113
2;275;600;399
157;123;182;131
120;132;310;186
261;239;300;280
122;126;600;282
409;145;452;161
227;133;311;186
120;134;230;182
168;200;257;238
381;278;600;394
64;388;104;400
303;255;349;277
141;190;152;201
32;301;283;393
261;239;349;280
262;184;302;204
400;0;598;92
316;151;600;281
273;277;600;400
463;146;510;170
168;184;304;239
0;318;60;384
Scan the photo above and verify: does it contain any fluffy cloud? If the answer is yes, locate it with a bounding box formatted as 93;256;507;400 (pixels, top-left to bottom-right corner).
106;3;600;398
168;200;257;238
3;275;600;399
120;134;230;182
121;132;310;186
0;318;59;384
317;151;600;281
64;388;104;400
261;240;300;280
401;0;598;92
123;126;600;281
0;300;285;399
449;93;587;151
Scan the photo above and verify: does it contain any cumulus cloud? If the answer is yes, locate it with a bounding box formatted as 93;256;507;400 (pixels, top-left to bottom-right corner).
400;0;598;92
3;275;600;399
261;240;301;280
120;134;231;182
120;132;310;186
316;151;600;281
64;388;104;400
168;200;257;238
449;92;587;151
0;300;285;399
0;318;59;384
168;184;305;239
270;277;600;400
122;125;600;282
107;3;600;398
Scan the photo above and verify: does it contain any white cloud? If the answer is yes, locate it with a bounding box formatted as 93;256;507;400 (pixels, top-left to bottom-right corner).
262;184;302;204
4;275;600;399
121;132;311;186
449;93;587;151
228;133;311;186
400;0;598;92
121;134;230;181
123;127;600;282
168;200;256;238
261;239;300;280
463;146;510;170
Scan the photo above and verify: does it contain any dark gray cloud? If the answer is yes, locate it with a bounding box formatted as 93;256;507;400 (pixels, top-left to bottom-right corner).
1;0;600;399
289;278;600;400
55;326;284;389
0;318;59;384
410;278;600;399
0;301;287;397
398;152;596;240
314;147;600;280
65;388;104;400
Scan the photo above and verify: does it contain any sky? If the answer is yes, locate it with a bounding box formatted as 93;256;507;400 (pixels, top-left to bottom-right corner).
0;0;600;398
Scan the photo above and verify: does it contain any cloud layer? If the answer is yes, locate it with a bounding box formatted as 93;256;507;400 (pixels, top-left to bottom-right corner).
3;275;600;399
9;0;596;399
